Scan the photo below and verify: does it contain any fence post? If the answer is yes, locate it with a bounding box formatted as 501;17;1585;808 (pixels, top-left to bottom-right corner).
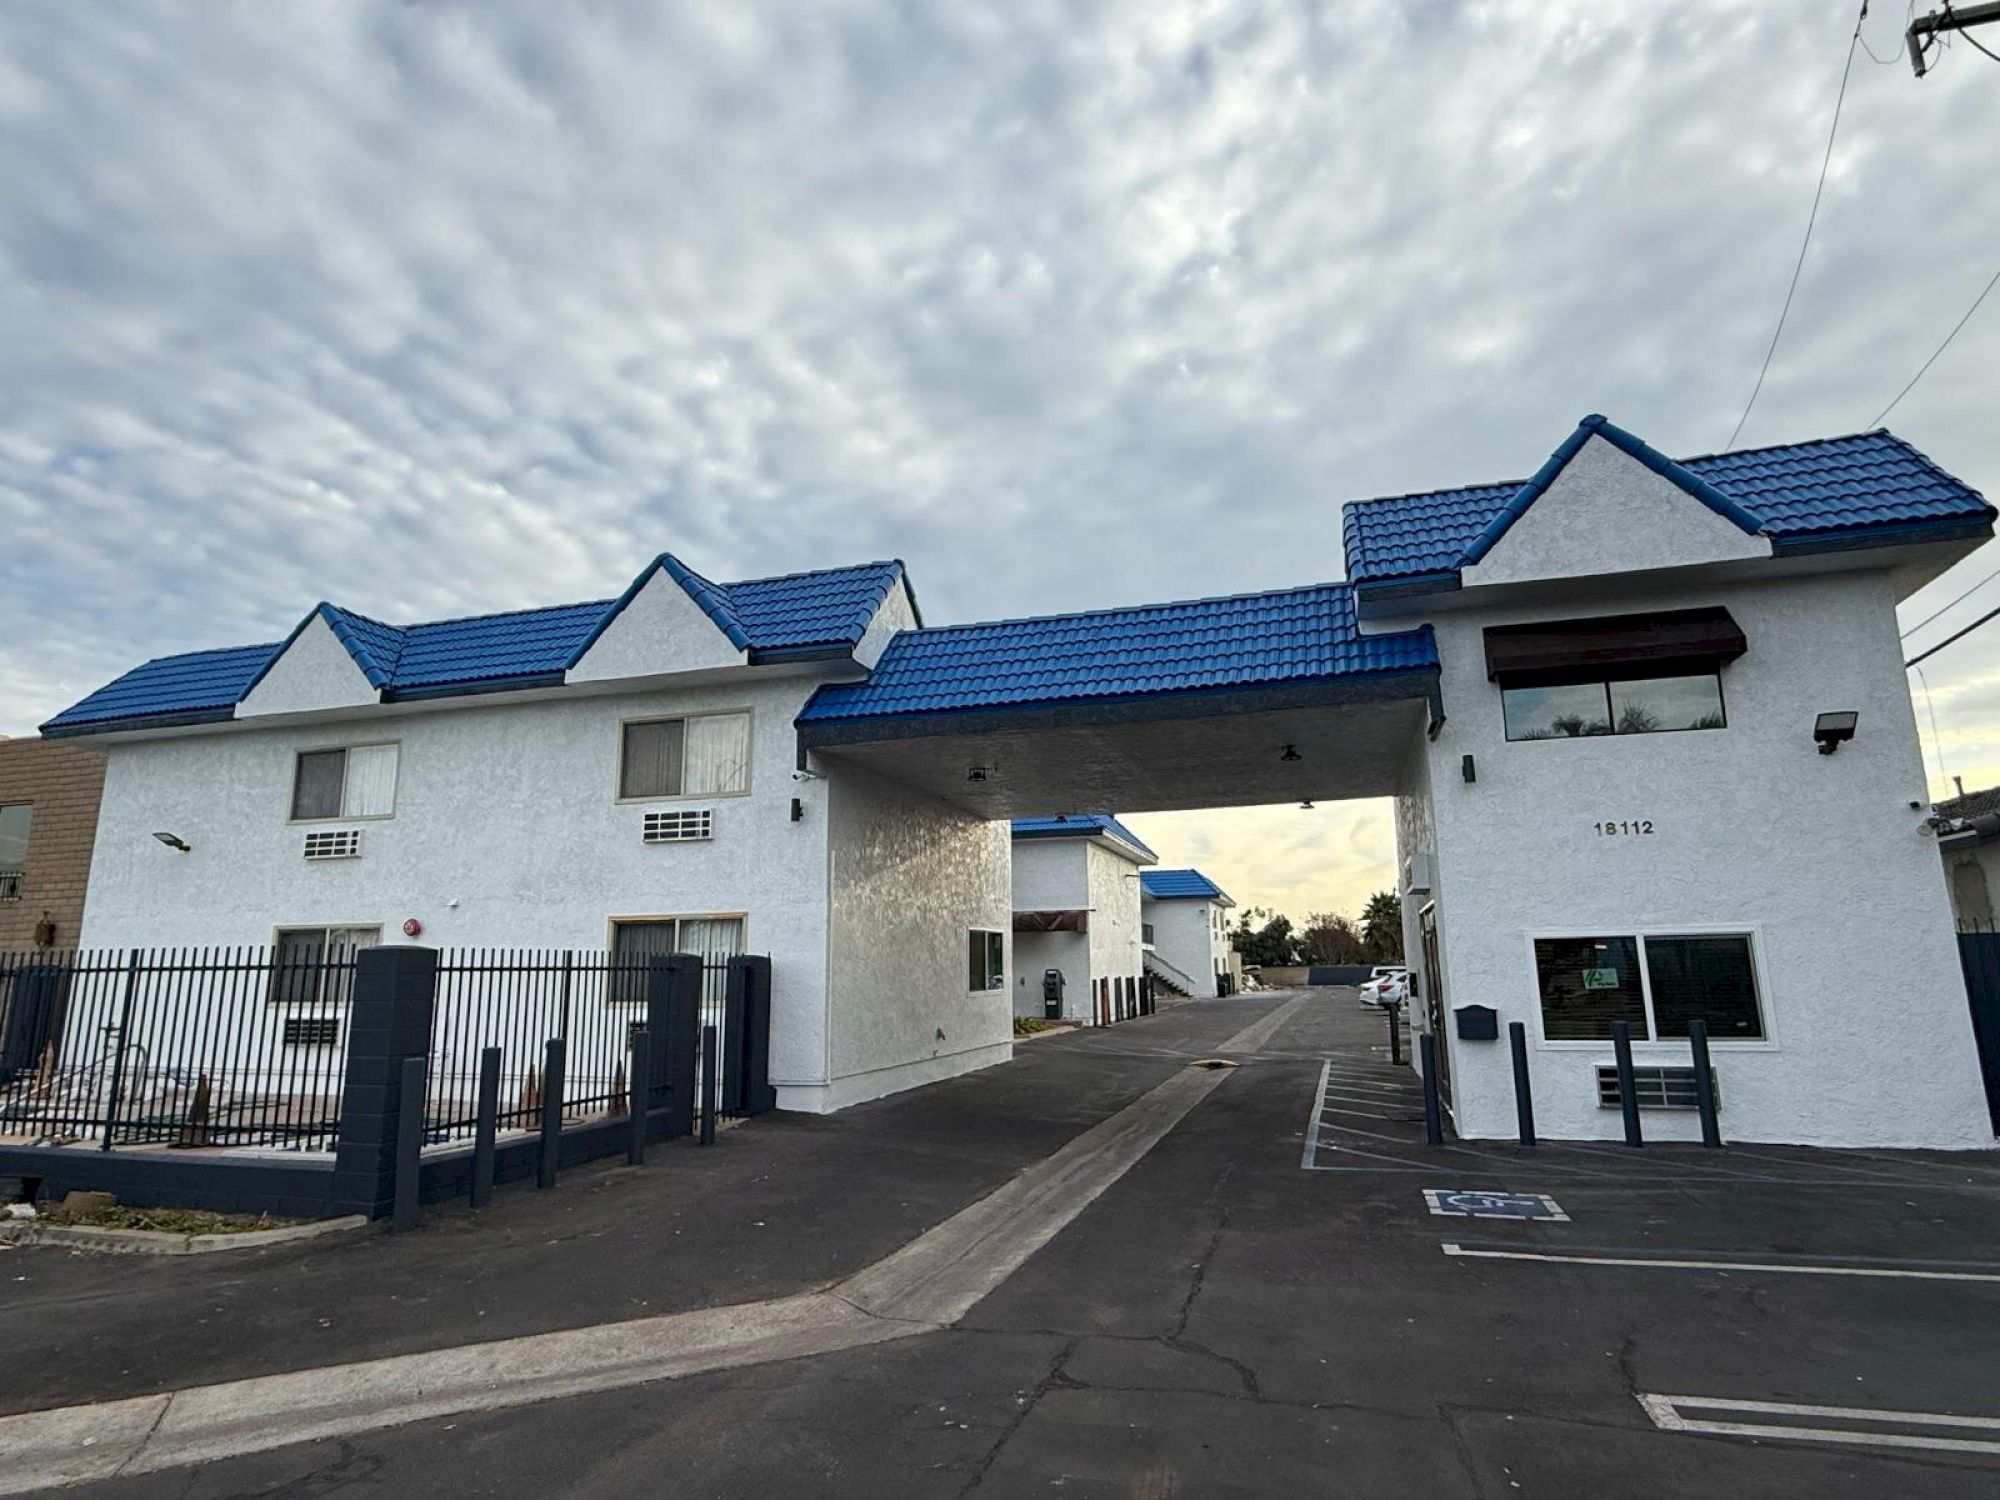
648;955;703;1137
99;949;144;1152
1418;1032;1444;1145
537;1038;565;1189
1689;1019;1722;1148
471;1046;501;1209
332;946;438;1220
724;955;776;1116
699;1024;718;1146
1508;1021;1536;1148
628;1027;651;1165
1611;1019;1643;1147
392;1057;426;1232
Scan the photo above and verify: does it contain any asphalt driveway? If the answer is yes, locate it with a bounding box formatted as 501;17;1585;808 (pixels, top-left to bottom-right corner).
7;990;2000;1497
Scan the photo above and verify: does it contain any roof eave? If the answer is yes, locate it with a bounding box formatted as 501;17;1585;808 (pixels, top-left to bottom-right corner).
40;707;237;739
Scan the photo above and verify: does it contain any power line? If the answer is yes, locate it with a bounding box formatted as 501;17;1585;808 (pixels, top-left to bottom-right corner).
1868;263;2000;426
1724;3;1871;451
1913;662;1952;788
1900;557;2000;638
1905;598;2000;667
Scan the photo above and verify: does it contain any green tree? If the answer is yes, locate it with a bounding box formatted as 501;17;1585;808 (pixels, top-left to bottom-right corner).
1361;890;1404;962
1231;908;1299;966
1299;911;1366;965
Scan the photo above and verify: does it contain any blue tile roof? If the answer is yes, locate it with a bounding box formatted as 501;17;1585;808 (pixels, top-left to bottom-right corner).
798;583;1437;724
44;558;910;733
1010;814;1158;862
1141;868;1229;902
1342;420;1994;588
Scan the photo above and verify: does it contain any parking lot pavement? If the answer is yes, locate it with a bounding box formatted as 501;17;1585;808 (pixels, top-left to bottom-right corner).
0;992;1298;1418
15;989;2000;1498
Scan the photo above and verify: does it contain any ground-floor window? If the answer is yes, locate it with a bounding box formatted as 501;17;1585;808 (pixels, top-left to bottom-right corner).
968;930;1005;992
1533;932;1763;1041
269;924;381;1005
607;915;746;1003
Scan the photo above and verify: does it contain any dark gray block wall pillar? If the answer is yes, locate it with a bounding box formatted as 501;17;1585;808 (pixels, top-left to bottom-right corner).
723;955;776;1116
645;954;703;1138
333;946;438;1218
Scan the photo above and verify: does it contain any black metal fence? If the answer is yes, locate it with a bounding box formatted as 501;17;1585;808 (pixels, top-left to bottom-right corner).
0;947;356;1151
423;949;734;1145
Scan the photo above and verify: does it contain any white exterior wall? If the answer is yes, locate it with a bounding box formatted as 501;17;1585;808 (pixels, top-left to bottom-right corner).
1417;569;1990;1148
822;762;1012;1109
1009;837;1144;1021
80;676;837;1091
1085;842;1144;1002
1146;898;1226;998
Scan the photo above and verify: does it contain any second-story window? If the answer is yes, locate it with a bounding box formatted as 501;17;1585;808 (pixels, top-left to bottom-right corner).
1502;671;1726;741
292;744;399;821
620;712;751;799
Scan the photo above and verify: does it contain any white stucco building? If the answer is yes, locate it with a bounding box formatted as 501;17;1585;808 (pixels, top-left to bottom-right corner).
47;557;1012;1113
1009;815;1154;1022
1139;869;1236;999
44;413;2000;1145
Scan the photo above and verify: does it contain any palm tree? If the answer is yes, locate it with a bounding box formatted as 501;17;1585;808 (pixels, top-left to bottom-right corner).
1361;890;1403;961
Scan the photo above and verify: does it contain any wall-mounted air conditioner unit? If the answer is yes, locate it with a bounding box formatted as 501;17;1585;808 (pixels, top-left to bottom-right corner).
304;829;362;861
643;809;714;843
1403;851;1434;895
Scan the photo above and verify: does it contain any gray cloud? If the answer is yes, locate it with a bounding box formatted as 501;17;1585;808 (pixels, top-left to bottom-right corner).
2;1;1997;912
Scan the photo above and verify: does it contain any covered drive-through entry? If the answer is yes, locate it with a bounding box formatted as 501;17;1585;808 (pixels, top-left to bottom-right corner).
798;414;2000;1152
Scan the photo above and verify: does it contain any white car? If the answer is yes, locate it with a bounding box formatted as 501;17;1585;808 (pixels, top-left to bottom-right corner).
1358;969;1408;1008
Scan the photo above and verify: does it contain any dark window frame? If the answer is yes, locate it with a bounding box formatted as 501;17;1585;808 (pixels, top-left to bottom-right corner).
1531;930;1768;1045
1501;666;1729;743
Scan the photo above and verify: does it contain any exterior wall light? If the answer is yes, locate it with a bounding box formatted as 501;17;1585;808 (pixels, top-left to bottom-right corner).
151;831;192;852
1280;744;1301;762
1813;711;1858;755
967;766;991;783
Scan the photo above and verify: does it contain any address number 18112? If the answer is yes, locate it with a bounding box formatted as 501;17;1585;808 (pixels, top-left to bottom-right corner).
1594;820;1655;836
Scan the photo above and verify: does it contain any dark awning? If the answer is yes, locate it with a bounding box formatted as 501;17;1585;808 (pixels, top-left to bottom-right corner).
1484;607;1747;684
1015;910;1088;933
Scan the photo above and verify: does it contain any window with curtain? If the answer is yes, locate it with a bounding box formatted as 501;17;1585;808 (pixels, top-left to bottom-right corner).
609;916;746;1002
268;924;382;1005
620;712;750;798
291;744;399;820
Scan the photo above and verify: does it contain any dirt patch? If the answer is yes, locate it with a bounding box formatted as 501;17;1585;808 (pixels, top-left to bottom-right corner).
37;1205;304;1236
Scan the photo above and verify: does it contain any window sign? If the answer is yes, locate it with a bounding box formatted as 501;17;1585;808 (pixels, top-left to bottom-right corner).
1535;933;1764;1042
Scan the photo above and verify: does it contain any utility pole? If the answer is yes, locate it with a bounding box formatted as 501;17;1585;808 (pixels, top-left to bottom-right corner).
1908;1;2000;74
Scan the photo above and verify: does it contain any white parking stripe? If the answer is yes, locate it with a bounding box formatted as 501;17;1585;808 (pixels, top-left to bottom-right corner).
1444;1243;2000;1282
1300;1060;1330;1169
1639;1393;2000;1456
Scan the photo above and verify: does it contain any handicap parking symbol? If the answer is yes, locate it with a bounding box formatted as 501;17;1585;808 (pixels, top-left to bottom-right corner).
1423;1189;1568;1222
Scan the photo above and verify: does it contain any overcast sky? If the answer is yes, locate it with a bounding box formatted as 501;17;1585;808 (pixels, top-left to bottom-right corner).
4;2;1998;921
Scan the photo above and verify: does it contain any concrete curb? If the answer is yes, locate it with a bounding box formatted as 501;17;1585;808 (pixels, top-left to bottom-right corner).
1012;1024;1081;1043
0;1215;373;1256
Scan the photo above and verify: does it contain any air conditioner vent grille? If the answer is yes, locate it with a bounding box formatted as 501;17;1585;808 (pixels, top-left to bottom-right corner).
643;809;713;843
1596;1065;1714;1110
303;830;362;861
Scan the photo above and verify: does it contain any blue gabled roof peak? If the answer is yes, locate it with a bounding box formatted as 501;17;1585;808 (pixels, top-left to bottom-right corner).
43;557;912;735
1343;420;1994;590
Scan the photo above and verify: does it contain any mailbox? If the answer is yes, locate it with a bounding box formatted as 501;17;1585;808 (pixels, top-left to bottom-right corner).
1454;1004;1499;1041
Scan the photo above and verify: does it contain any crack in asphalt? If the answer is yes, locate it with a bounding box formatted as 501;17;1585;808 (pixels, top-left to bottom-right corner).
953;1337;1080;1497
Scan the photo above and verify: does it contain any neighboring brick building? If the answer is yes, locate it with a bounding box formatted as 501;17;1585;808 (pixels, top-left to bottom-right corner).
0;738;107;952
